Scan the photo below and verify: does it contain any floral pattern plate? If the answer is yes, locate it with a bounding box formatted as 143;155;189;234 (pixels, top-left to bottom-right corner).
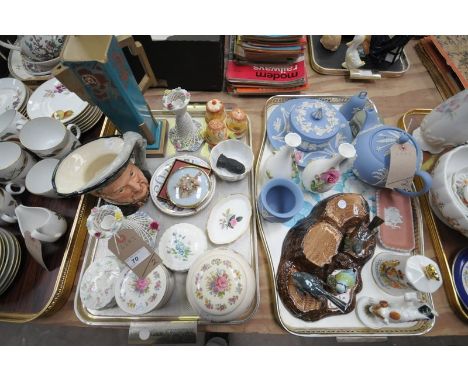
114;265;172;315
0;78;27;114
79;256;122;310
267;98;353;167
149;155;216;217
186;248;255;322
158;223;207;272
206;194;252;245
452;248;468;310
27;78;88;123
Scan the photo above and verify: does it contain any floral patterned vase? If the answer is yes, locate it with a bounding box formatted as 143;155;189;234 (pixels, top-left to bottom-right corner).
302;143;356;193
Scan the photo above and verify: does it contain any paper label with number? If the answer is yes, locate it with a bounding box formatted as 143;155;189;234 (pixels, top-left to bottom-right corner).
108;228;162;279
385;142;417;191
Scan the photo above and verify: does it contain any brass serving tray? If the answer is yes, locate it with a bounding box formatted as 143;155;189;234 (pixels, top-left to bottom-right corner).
308;36;410;78
399;109;468;322
256;95;434;336
74;104;259;327
0;118;112;322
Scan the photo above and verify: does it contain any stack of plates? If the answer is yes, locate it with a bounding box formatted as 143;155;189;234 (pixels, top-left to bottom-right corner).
27;78;103;133
0;228;22;296
0;77;31;118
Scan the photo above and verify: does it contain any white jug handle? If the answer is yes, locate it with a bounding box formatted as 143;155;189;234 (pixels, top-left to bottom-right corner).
1;213;17;224
5;183;25;195
66;123;81;140
31;229;58;243
15;118;27;131
0;40;21;51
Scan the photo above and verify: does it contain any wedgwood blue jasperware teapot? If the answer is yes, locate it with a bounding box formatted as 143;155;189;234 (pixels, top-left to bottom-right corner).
352;108;432;197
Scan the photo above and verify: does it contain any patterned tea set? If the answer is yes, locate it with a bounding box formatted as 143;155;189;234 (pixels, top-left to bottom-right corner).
76;91;257;322
0;37;104;290
256;90;457;329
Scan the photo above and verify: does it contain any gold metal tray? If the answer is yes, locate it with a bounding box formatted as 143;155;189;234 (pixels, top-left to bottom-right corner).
308;35;410;78
256;95;434;336
399;109;468;322
74;104;259;327
0;119;113;322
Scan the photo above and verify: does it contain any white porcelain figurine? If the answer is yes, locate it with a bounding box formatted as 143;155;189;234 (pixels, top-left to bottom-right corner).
342;35;366;70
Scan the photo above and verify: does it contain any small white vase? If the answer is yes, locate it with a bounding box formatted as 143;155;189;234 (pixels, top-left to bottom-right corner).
302;143;356;193
263;132;301;181
163;87;203;152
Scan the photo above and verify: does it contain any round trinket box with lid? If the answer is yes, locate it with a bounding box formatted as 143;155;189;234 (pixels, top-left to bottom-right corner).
158;223;207;272
186;248;255;322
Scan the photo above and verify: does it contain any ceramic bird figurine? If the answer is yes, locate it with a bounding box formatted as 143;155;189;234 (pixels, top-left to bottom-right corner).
292;272;348;312
342;35;366;70
327;269;357;294
343;216;384;256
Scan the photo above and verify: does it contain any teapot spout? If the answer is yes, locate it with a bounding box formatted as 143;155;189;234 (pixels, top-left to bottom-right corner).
351;108;382;136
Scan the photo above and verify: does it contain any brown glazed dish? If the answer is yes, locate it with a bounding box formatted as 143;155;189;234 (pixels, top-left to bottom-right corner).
277;193;378;321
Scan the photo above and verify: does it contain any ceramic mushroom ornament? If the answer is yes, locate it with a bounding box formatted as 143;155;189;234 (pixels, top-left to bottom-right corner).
53;132;150;207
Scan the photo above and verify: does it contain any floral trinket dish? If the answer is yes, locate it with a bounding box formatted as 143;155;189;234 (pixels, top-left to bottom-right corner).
186;248;255;322
158;223;208;272
80;256;123;310
207;194;252;245
114;265;174;315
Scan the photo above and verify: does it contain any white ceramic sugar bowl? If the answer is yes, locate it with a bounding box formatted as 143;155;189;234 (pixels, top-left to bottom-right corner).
186;248;255;322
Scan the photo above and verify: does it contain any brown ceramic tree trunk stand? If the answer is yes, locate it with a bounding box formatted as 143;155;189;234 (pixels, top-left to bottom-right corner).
277;193;377;321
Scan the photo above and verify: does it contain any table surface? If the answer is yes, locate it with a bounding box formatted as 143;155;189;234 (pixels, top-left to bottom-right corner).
36;39;468;336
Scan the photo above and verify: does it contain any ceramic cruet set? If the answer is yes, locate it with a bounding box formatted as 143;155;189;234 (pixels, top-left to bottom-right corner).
258;90;448;329
77;88;256;323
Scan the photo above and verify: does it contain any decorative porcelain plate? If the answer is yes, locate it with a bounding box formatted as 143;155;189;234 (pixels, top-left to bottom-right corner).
0;229;21;295
452;248;468;310
114;265;172;315
166;166;211;208
207;194;252;245
452;168;468;211
186;248;255;322
0;78;27;114
79;256;122;310
267;98;353;167
158;223;207;272
27;78;88;123
371;252;413;296
150;155;216;217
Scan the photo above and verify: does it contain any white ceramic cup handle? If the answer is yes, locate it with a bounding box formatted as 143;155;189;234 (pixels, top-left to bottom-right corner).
31;229;57;243
67;123;81;140
15;118;27;130
5;183;25;195
1;213;17;224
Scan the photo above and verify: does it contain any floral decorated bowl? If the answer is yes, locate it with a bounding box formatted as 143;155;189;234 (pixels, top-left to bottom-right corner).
429;144;468;237
114;265;174;315
158;223;207;272
186;248;255;322
209;139;254;182
20;35;65;62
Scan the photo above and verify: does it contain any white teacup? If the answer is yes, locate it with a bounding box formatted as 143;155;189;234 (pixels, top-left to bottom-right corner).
0;141;36;194
0;110;28;141
25;158;60;198
0;187;18;223
19;117;81;159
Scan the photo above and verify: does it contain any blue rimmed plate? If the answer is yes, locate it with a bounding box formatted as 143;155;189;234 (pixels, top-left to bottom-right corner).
452;248;468;310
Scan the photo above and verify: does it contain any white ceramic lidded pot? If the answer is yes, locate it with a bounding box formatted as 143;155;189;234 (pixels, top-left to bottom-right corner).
413;90;468;154
186;248;255;322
